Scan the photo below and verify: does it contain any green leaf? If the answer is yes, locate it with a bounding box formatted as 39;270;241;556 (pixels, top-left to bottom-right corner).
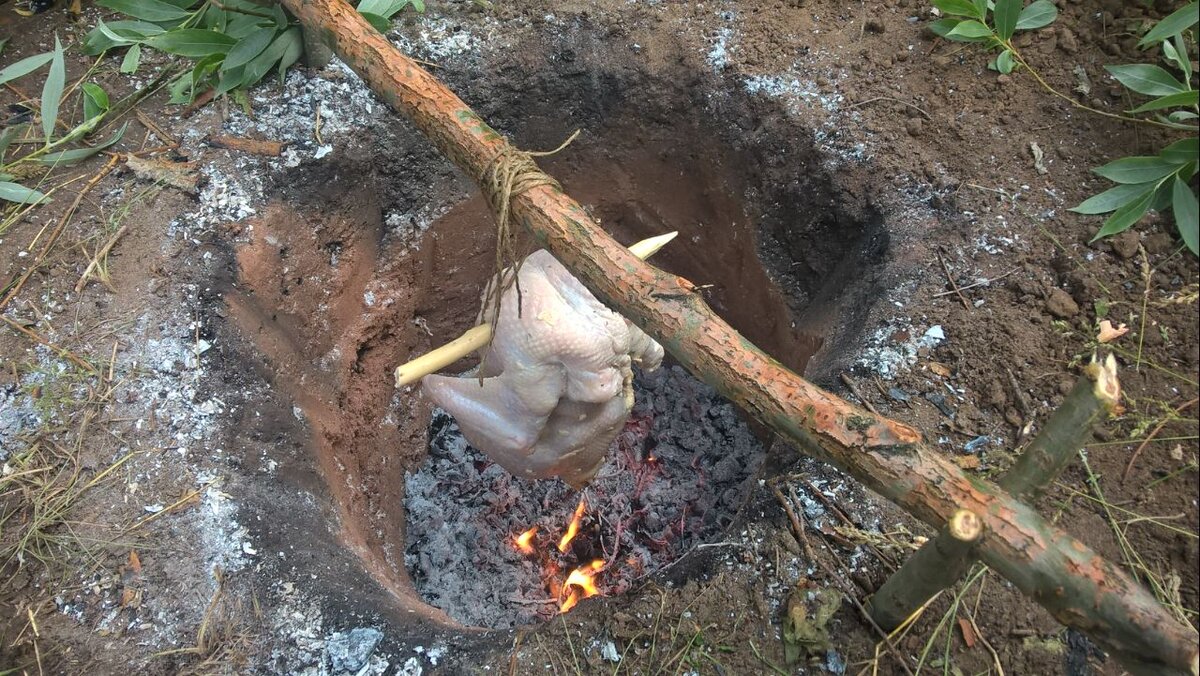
214;65;247;97
0;126;18;163
0;51;53;87
144;29;237;57
155;0;201;7
0;181;48;204
411;0;424;11
0;38;8;56
1161;138;1199;165
81;83;110;122
1094;156;1182;184
121;44;142;74
1092;188;1155;240
1070;181;1159;214
1015;0;1057;30
41;36;65;144
993;0;1020;40
928;18;962;37
996;49;1015;74
276;27;303;82
1167;110;1199;123
946;20;994;40
272;3;289;28
83;19;166;54
225;12;271;39
933;0;984;19
1161;38;1188;76
1138;1;1199;48
97;0;191;22
1128;89;1199;113
223;26;276;70
1173;176;1199;255
243;27;297;83
1104;64;1186;96
37;122;128;167
360;11;390;32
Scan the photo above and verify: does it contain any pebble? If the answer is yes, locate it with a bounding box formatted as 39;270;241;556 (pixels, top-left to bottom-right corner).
905;118;924;136
1045;288;1080;318
1058;28;1079;53
326;627;384;673
1108;230;1140;260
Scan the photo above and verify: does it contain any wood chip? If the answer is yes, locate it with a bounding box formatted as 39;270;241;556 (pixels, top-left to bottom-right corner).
928;361;952;377
125;155;200;193
134;109;178;146
128;549;142;573
955;455;981;470
208;134;285;156
958;617;977;648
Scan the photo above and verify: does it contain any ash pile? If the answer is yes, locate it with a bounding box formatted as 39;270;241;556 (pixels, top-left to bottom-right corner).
403;364;767;628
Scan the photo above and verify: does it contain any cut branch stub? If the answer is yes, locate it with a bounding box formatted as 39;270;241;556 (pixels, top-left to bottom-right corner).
280;2;1200;672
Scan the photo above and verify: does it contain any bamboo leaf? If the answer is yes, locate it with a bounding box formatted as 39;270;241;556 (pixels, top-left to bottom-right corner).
946;20;993;41
1015;0;1057;30
1138;1;1199;48
0;181;48;204
928;18;962;38
81;83;110;122
1161;138;1199;165
0;51;53;87
37;123;128;167
1092;189;1155;240
995;49;1015;74
1173;176;1199;255
0;126;18;162
97;0;190;21
359;11;390;32
223;26;276;70
993;0;1020;40
1104;64;1186;96
1070;181;1159;215
144;29;237;57
933;0;984;19
41;36;66;144
276;27;303;82
121;44;142;74
1094;156;1184;184
243;27;295;84
1128;90;1199;113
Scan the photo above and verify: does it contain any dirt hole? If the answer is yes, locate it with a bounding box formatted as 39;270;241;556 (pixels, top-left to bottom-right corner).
224;36;887;633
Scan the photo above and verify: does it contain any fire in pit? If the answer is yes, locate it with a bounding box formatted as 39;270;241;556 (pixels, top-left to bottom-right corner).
403;365;769;629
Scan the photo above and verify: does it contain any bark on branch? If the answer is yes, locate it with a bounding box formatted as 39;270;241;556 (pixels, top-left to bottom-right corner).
868;356;1122;632
279;1;1200;672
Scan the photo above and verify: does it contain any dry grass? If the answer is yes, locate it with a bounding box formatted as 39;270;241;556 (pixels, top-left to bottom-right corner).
155;569;260;676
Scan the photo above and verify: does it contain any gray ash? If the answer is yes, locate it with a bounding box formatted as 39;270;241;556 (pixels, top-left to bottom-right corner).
402;365;767;629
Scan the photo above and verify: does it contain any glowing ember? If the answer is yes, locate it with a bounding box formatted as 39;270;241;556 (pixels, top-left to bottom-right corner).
560;589;581;613
557;497;587;553
514;526;538;555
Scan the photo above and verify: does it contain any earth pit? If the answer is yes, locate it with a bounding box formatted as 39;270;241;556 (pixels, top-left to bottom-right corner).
220;22;894;642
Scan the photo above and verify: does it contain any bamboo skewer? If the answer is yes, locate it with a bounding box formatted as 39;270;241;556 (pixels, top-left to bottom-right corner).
393;231;677;387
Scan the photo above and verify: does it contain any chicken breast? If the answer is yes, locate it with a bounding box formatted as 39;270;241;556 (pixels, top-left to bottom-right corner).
422;250;663;487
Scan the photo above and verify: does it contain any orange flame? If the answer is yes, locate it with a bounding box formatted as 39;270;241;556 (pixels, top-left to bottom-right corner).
557;497;587;553
559;559;605;612
513;526;538;555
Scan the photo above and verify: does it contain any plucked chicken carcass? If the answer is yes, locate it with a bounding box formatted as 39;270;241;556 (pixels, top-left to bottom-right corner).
423;250;664;487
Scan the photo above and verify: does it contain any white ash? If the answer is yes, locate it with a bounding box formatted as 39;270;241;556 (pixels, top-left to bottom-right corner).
857;322;946;379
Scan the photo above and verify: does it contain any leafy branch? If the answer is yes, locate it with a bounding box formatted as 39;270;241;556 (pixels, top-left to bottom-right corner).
930;0;1199;255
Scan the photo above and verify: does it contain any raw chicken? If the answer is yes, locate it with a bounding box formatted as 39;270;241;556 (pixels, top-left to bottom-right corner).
423;250;664;487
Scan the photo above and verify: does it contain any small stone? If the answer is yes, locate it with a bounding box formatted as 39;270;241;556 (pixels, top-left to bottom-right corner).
1058;28;1079;53
895;50;909;62
1045;288;1080;318
1108;230;1140;259
326;627;384;673
905;118;924;136
996;74;1012;85
1143;232;1174;254
864;19;886;33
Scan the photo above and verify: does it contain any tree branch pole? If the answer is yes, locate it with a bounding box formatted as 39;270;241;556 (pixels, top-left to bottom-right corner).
868;356;1121;632
281;1;1199;672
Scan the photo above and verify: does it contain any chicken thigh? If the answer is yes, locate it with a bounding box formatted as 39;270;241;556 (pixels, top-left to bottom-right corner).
422;250;664;487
